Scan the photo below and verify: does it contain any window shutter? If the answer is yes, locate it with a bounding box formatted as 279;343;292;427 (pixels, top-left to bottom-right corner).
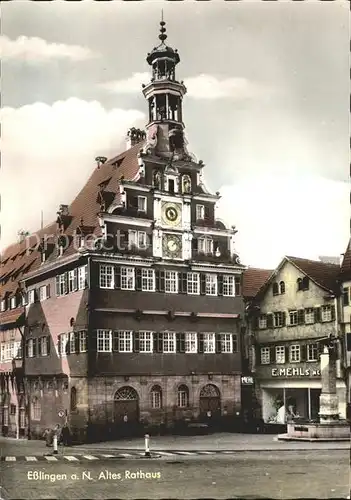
112;331;119;352
285;345;289;362
270;346;275;364
66;335;70;355
215;335;221;353
153;333;159;353
136;268;142;291
179;272;187;294
133;331;140;353
156;270;165;292
300;344;306;362
267;314;273;328
343;288;349;306
89;331;97;352
63;273;68;294
346;333;351;351
25;341;29;358
114;266;121;289
198;333;204;353
297;309;304;325
55;276;60;296
47;336;51;356
217;275;223;296
74;333;79;353
38;338;42;356
331;305;336;321
33;339;37;357
73;269;78;291
204;205;210;219
46;284;51;298
57;337;61;356
176;333;184;353
235;276;241;296
281;312;286;327
252;316;259;330
314;307;321;323
200;273;206;295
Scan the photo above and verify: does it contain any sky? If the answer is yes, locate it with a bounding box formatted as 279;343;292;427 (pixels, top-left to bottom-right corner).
0;1;349;269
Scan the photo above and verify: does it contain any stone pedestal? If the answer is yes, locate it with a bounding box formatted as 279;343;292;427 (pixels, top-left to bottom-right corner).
319;345;339;422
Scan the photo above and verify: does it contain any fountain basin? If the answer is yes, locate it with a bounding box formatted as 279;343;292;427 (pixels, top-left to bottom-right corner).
278;420;350;441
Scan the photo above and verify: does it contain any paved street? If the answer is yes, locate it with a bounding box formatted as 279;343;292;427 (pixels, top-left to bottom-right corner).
0;451;349;499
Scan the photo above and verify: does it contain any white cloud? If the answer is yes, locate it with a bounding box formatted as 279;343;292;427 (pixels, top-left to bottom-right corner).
0;35;97;63
0;98;145;250
217;173;350;268
100;72;150;94
100;73;266;100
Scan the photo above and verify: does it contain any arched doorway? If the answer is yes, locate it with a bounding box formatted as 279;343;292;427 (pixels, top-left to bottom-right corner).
199;384;221;426
113;386;139;438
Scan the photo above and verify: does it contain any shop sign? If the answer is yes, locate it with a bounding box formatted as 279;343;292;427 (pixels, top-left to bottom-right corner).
241;376;254;385
271;367;320;377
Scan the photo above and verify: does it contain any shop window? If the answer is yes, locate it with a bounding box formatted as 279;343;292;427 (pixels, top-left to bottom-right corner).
307;343;318;362
275;346;285;364
177;385;189;408
150;385;162;409
289;344;301;363
260;347;270;364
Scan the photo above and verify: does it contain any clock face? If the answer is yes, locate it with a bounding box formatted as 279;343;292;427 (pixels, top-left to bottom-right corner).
161;202;182;227
162;234;182;259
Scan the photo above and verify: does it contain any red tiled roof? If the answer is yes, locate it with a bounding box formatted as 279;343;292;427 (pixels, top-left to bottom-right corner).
286;256;340;294
0;141;144;325
242;268;273;300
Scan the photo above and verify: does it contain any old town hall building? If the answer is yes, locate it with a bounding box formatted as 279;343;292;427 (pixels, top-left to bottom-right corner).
0;21;245;442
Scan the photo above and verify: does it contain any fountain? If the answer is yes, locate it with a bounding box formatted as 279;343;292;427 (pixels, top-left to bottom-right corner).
278;339;350;441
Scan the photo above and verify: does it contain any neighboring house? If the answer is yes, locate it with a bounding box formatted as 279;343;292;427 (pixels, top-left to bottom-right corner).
248;256;345;424
339;240;351;418
0;21;246;442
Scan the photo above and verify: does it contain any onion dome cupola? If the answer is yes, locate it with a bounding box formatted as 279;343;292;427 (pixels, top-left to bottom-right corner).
142;18;188;159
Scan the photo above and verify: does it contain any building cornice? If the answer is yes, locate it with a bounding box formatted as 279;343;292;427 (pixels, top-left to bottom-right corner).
19;253;82;284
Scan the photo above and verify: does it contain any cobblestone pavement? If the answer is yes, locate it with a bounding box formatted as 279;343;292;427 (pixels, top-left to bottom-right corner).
0;451;349;499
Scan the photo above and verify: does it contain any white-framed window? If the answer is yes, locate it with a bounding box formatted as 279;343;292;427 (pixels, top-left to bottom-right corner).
141;269;155;291
10;297;17;309
58;274;67;296
39;285;50;302
275;346;285;364
165;271;178;293
198;237;213;254
187;273;200;295
185;332;197;353
100;265;114;289
139;331;153;353
118;331;133;352
59;333;68;356
220;333;232;353
28;339;34;358
259;315;267;329
0;300;6;312
205;274;217;295
15;341;22;359
79;331;87;352
69;332;76;354
196;204;205;220
41;337;48;356
78;265;88;290
97;329;112;352
6;342;14;361
305;308;314;324
138;231;147;249
289;311;298;326
129;230;147;249
307;343;318;362
321;305;332;322
68;269;78;293
203;333;215;353
121;267;135;290
163;332;176;353
274;312;285;327
290;344;301;362
0;343;5;361
261;347;270;364
31;398;41;421
28;289;36;304
137;196;147;212
21;293;28;306
150;386;162;409
223;275;235;296
177;385;189;408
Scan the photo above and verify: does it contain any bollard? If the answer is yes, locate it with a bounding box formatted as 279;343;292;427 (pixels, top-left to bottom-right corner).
53;434;58;455
144;434;151;458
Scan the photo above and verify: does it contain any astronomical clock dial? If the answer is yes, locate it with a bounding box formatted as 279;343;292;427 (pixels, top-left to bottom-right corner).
161;202;182;227
162;234;183;259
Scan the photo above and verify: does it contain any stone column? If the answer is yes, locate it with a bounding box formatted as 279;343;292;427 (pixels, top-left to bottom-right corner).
319;345;339;423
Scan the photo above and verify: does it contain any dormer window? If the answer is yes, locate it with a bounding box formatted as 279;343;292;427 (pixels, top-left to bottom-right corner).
181;174;191;194
153;170;161;189
198;237;213;255
1;299;7;312
137;196;147;212
196;205;205;220
167;178;175;194
10;297;17;310
77;235;84;249
41;251;46;264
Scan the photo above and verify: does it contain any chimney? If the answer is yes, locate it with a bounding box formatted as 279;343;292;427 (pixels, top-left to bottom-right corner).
17;230;30;243
126;127;146;149
58;204;69;216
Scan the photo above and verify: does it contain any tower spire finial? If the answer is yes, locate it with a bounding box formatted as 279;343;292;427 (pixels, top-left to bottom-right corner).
159;11;167;43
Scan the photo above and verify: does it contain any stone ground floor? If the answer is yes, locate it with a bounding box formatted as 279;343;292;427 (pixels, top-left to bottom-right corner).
1;374;248;443
0;450;348;499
